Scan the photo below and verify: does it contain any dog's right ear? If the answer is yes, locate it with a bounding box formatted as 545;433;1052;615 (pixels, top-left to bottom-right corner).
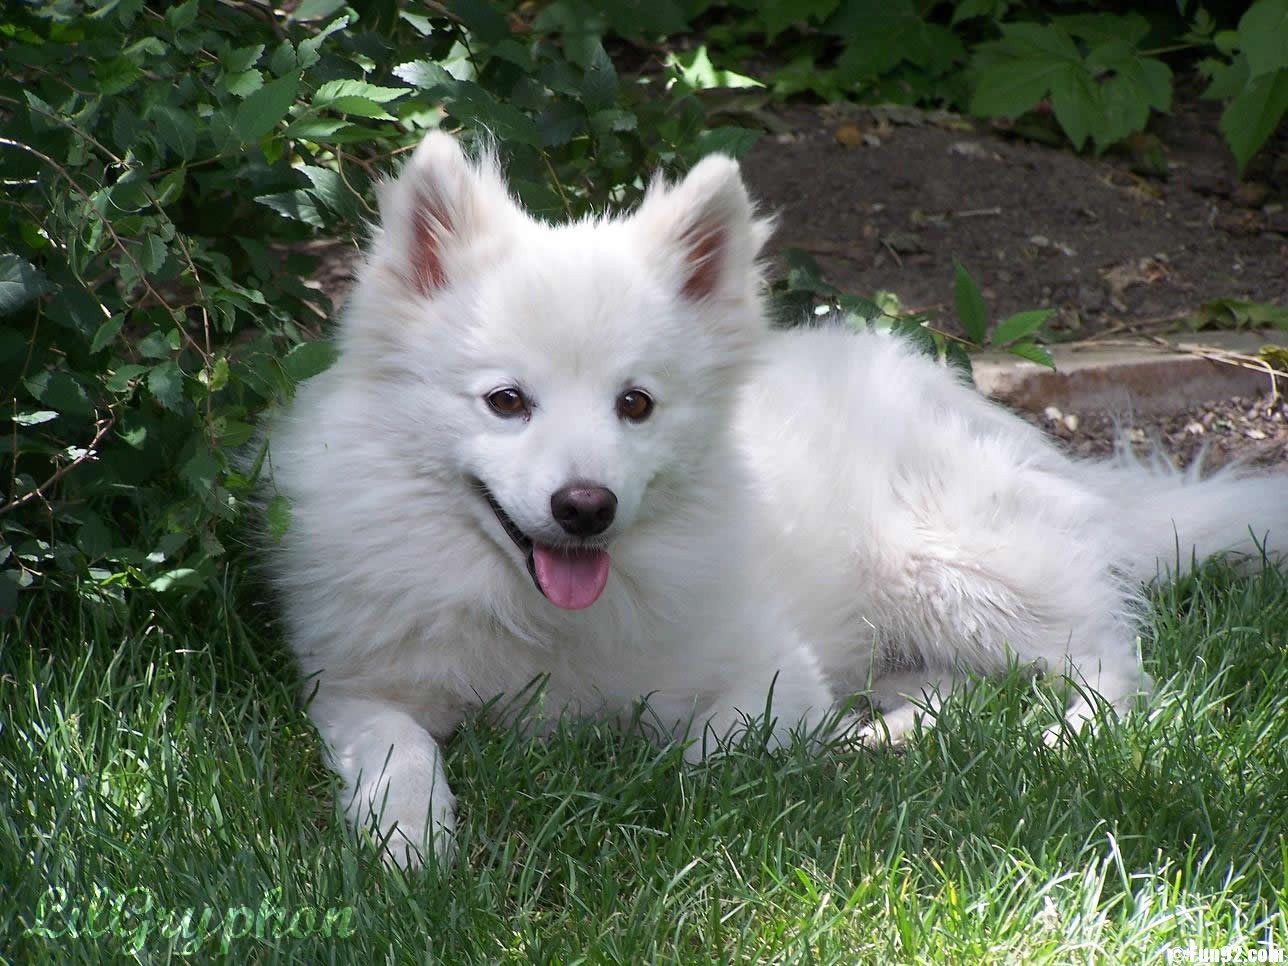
633;155;771;304
374;132;517;296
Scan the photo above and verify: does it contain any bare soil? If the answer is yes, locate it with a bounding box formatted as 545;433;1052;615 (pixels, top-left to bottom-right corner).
739;95;1288;337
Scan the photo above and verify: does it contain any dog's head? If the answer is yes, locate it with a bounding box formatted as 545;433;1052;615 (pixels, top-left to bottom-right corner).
340;132;772;610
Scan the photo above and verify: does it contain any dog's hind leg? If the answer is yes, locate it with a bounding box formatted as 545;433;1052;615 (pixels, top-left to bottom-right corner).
849;541;1151;741
1046;641;1154;742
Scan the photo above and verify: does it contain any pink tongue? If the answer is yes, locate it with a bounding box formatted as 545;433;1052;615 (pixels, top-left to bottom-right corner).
532;544;611;610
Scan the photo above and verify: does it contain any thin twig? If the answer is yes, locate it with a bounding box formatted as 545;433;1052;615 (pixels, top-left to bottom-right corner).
1;414;116;516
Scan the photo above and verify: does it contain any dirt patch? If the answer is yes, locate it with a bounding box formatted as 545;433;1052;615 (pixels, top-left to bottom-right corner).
1019;393;1288;471
739;94;1288;339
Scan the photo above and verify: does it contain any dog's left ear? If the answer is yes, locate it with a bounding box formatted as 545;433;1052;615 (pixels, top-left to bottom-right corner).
634;155;771;302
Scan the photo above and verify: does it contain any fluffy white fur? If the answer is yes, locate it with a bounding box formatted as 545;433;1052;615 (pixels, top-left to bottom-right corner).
266;132;1288;866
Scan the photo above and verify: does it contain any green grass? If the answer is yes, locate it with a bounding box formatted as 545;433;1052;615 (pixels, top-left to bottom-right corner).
3;562;1287;963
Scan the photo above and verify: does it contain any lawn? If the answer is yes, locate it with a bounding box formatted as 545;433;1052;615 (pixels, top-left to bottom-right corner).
3;561;1287;963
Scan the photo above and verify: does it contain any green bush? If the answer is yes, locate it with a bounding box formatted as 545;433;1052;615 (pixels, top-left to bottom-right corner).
712;0;1288;171
0;0;752;614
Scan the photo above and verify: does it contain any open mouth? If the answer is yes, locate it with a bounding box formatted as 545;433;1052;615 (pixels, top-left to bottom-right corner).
469;477;612;611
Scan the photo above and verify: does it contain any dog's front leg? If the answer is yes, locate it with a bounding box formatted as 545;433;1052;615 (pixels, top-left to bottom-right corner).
307;688;456;868
684;646;836;763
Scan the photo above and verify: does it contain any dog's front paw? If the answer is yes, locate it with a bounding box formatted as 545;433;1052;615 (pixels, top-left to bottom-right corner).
848;704;924;749
341;766;458;870
374;793;457;870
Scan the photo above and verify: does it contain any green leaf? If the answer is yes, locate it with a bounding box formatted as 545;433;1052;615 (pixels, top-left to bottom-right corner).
991;309;1052;346
971;59;1061;118
291;0;346;19
223;69;264;98
581;44;619;110
667;46;764;90
970;23;1081;119
1185;297;1288;330
1049;63;1098;150
148;104;198;159
94;56;143;95
221;43;265;73
165;0;198;29
266;493;292;543
393;59;454;91
313;79;409;106
181;446;220;494
445;83;540;145
0;570;20;620
285;118;352;140
77;513;113;559
1006;340;1056;369
450;0;510;44
319;97;395;120
156;168;186;206
139;234;168;273
205;357;230;392
1220;69;1288;172
539;102;588;147
90;315;125;353
300;165;364;222
691;127;760;159
952;259;988;344
995;22;1081;61
236;74;300;144
25;370;93;417
0;254;50;316
255;191;326;227
1055;12;1149;48
282;340;337;383
759;0;839;40
13;410;59;426
270;41;297;77
297;16;349;69
1238;0;1288;80
147;361;185;410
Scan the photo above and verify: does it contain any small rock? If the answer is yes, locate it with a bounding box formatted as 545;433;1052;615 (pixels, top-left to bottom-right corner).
1265;209;1288;235
949;141;993;160
1246;429;1268;440
882;230;925;254
1063;413;1079;432
1044;406;1063;422
834;123;865;147
1216;210;1259;234
1076;284;1106;311
1185;421;1205;435
1231;181;1270;208
1190;172;1232;197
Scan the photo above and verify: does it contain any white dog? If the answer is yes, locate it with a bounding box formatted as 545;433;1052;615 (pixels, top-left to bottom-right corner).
266;132;1287;865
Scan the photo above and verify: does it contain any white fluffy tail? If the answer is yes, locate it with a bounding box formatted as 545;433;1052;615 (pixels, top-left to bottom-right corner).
1076;453;1288;583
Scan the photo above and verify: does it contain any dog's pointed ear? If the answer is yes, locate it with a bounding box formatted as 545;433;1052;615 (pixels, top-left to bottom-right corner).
374;132;517;296
635;155;772;302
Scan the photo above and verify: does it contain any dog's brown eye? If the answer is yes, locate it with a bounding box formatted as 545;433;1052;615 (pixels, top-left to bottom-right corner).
486;387;529;418
616;389;654;423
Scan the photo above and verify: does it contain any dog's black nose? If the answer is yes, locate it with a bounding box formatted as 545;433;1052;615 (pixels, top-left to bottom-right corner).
551;484;617;537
